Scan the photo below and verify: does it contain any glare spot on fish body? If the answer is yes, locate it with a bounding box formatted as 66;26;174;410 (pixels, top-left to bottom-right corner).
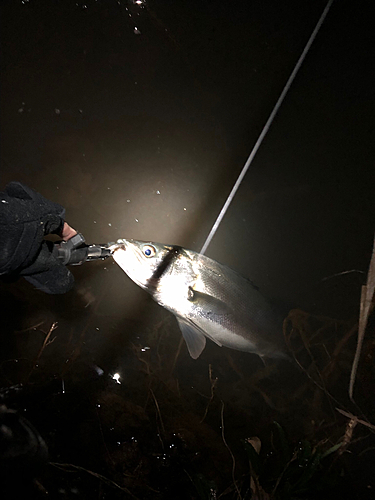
156;272;193;314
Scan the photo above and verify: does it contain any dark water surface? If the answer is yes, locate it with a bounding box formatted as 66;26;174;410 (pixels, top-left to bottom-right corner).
1;1;374;498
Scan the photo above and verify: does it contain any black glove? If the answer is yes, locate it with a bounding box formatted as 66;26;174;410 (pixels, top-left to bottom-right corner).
0;182;75;294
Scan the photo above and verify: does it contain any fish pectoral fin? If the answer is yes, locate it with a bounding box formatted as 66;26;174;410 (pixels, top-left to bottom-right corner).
176;317;206;360
188;288;233;317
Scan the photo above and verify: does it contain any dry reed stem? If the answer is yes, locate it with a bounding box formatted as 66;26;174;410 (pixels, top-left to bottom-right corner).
50;462;140;498
200;364;218;423
15;321;45;333
283;315;340;411
220;400;242;500
149;387;166;438
27;321;58;381
336;408;375;432
349;234;375;401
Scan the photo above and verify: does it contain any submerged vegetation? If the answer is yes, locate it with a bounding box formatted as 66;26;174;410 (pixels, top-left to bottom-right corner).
1;290;375;499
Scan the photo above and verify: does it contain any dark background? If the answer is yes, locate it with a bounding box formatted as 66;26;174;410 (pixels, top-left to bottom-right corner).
1;0;374;498
1;0;374;318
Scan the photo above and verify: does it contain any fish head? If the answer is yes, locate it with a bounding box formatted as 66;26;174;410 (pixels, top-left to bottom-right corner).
111;239;189;293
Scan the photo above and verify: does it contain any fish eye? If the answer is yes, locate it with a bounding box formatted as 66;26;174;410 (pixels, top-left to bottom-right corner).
143;245;156;258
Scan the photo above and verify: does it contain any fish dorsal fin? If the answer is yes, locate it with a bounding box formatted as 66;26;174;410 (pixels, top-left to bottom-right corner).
176;317;206;359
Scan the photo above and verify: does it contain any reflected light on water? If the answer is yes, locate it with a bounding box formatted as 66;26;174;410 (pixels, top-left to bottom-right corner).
112;372;121;384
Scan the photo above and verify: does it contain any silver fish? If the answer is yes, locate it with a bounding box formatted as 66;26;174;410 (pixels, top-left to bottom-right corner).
111;239;288;360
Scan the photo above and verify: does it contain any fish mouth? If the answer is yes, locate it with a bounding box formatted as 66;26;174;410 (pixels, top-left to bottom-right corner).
108;239;129;254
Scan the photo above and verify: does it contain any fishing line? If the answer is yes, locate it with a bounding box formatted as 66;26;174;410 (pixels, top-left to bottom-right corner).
200;0;335;255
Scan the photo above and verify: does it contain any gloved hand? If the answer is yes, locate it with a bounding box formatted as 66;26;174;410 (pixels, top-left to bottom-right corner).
0;182;77;294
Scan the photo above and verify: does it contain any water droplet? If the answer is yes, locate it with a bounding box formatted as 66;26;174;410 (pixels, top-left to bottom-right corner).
94;366;104;376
